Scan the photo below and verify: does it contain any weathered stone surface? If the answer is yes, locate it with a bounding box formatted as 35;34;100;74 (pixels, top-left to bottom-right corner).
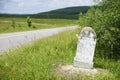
74;27;97;69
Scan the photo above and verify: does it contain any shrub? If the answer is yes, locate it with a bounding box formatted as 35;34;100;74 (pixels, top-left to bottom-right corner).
79;0;120;59
32;25;36;28
27;16;32;28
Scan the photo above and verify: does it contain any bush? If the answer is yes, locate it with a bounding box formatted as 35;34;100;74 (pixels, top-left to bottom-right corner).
32;25;36;28
79;0;120;59
27;16;32;28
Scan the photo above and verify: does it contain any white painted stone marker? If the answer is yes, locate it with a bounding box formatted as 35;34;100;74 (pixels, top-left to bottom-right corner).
74;27;97;69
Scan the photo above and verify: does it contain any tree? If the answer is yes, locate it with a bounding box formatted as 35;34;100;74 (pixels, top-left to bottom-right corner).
27;16;32;28
79;0;120;59
102;0;120;59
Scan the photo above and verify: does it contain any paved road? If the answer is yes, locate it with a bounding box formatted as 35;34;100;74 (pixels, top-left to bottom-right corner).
0;26;78;54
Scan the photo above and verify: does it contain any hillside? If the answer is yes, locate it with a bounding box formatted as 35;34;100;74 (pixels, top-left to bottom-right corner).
41;6;89;15
0;6;90;19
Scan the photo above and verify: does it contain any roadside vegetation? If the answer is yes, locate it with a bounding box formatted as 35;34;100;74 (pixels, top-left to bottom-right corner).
0;29;119;80
0;17;78;34
79;0;120;59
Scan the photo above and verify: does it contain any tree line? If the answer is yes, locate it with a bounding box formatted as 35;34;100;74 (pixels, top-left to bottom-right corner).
0;6;89;19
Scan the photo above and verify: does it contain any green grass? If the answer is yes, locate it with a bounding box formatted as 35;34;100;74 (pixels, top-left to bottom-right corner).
0;29;119;80
0;17;78;34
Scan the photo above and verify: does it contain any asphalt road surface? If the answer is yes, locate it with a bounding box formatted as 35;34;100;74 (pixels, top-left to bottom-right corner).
0;26;78;54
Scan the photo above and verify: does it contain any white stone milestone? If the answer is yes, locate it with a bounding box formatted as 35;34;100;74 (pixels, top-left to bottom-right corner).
74;27;97;69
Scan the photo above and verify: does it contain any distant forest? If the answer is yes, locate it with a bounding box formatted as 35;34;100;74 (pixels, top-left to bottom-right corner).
0;6;90;19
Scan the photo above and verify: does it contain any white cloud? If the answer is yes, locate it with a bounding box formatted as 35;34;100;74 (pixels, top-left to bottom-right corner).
0;0;95;14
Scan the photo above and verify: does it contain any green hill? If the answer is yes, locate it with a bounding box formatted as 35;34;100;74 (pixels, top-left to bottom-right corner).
41;6;89;15
0;6;90;19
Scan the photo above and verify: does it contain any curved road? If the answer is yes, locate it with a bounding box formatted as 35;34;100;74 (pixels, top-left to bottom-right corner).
0;26;78;54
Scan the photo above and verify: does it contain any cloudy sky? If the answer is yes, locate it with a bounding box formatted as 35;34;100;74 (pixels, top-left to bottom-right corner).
0;0;96;14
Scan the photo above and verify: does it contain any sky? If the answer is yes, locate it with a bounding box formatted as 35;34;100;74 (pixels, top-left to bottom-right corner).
0;0;96;14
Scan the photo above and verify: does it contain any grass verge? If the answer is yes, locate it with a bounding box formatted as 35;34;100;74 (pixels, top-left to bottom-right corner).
0;29;119;80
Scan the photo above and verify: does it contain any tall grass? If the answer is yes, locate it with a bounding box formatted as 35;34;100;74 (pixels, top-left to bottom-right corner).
0;29;119;80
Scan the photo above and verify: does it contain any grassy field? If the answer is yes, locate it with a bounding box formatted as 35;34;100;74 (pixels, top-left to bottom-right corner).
0;17;78;34
0;29;119;80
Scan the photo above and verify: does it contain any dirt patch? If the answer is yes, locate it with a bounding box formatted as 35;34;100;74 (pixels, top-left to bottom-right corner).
52;62;111;78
